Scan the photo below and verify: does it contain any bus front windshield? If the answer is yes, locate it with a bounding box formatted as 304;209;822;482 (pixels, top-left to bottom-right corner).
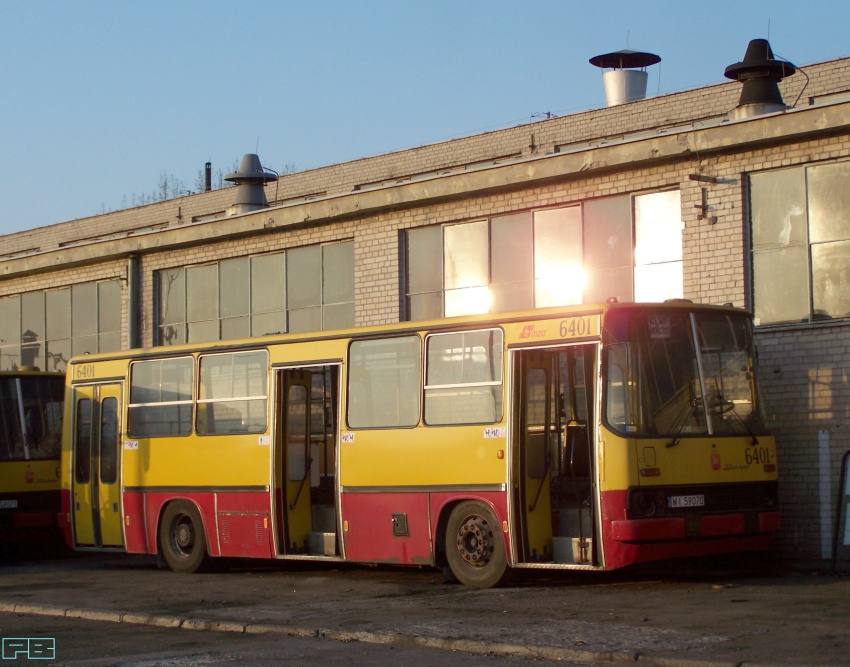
604;309;768;439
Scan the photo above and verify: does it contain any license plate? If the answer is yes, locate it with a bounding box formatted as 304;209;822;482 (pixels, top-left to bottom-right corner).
667;494;704;508
0;500;18;509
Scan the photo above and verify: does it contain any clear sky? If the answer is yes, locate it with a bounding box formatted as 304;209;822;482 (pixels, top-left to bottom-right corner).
1;0;848;237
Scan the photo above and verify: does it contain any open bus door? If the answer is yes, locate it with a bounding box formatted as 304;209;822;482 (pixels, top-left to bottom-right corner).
277;366;339;556
513;344;597;566
71;383;123;549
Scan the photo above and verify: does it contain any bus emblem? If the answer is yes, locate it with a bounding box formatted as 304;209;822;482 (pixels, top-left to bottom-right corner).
520;325;545;339
25;471;34;484
711;452;721;470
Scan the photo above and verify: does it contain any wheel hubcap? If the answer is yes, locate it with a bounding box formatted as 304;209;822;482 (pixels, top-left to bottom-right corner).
457;515;493;568
173;516;194;554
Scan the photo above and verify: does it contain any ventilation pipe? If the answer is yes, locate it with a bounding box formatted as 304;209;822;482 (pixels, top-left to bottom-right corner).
204;162;212;192
724;38;796;120
590;49;661;107
225;154;277;216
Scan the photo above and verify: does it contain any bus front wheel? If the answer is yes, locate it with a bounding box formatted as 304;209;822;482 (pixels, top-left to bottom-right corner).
445;501;508;588
160;501;208;574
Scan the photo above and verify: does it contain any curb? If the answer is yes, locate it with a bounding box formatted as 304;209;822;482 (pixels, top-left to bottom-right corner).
0;601;767;667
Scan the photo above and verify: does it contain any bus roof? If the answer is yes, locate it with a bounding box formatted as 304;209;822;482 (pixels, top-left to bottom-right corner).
65;300;750;369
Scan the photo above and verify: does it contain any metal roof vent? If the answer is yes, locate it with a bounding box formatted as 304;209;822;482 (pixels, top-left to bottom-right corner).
225;153;277;216
724;39;796;120
589;49;661;107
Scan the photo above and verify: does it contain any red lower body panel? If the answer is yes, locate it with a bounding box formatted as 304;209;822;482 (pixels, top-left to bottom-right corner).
601;489;779;570
123;490;273;559
341;490;509;566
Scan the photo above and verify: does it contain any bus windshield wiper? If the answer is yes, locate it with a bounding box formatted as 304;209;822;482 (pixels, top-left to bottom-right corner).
711;390;759;445
666;398;701;448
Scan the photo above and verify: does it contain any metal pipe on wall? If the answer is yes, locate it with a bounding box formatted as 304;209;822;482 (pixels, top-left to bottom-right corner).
127;254;140;349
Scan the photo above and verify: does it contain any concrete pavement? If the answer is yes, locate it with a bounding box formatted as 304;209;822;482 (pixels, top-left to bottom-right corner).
1;553;848;666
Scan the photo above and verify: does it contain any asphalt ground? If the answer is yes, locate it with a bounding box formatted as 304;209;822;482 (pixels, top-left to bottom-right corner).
1;551;849;666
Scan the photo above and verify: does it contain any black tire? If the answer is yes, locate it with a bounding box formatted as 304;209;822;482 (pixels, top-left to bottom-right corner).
159;501;208;574
445;500;508;588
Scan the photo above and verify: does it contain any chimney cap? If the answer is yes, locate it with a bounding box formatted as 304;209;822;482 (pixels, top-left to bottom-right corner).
225;153;277;185
590;49;660;70
724;38;796;81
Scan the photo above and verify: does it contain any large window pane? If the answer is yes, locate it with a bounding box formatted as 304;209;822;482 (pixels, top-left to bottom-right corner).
221;316;250;340
72;283;97;338
634;190;683;303
808;162;850;244
812;240;850;318
188;319;219;344
751;169;808;248
0;297;21;370
46;339;71;372
753;246;809;324
490;213;532;313
407;226;442;294
635;191;683;265
584;266;633;305
288;306;321;334
534;207;583;307
445;221;488;290
491;213;532;284
72;282;97;357
220;257;250;319
323;302;355;330
251;311;285;337
407;292;442;321
159;268;185;326
46;289;70;341
287;246;321;309
490;281;532;313
445;286;491;317
98;281;122;339
634;263;683;303
749;164;850;325
584;196;632;303
251;254;285;317
323;241;354;305
159;324;186;347
187;265;218;323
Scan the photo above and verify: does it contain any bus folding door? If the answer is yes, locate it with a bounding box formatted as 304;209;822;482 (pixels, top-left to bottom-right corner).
71;383;123;549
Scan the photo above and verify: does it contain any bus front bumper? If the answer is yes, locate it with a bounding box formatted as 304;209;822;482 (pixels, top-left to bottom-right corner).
611;510;781;542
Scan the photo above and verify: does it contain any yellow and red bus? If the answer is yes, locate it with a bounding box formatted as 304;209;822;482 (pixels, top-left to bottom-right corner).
1;370;65;542
59;301;779;587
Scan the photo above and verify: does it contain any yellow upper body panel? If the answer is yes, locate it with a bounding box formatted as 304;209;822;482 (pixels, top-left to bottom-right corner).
340;423;509;488
599;428;779;492
0;459;60;493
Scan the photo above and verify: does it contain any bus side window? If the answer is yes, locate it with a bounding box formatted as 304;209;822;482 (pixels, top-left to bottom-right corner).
605;347;628;427
75;399;93;483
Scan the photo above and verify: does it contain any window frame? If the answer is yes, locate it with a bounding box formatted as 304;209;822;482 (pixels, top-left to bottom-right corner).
423;328;504;426
749;160;850;326
196;349;269;435
346;334;422;430
127;356;195;438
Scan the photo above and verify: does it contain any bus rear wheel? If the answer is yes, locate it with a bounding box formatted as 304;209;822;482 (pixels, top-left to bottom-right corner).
160;501;208;574
445;501;508;588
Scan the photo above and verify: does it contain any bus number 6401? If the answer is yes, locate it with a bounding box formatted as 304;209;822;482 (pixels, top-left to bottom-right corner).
560;317;591;338
745;446;771;465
